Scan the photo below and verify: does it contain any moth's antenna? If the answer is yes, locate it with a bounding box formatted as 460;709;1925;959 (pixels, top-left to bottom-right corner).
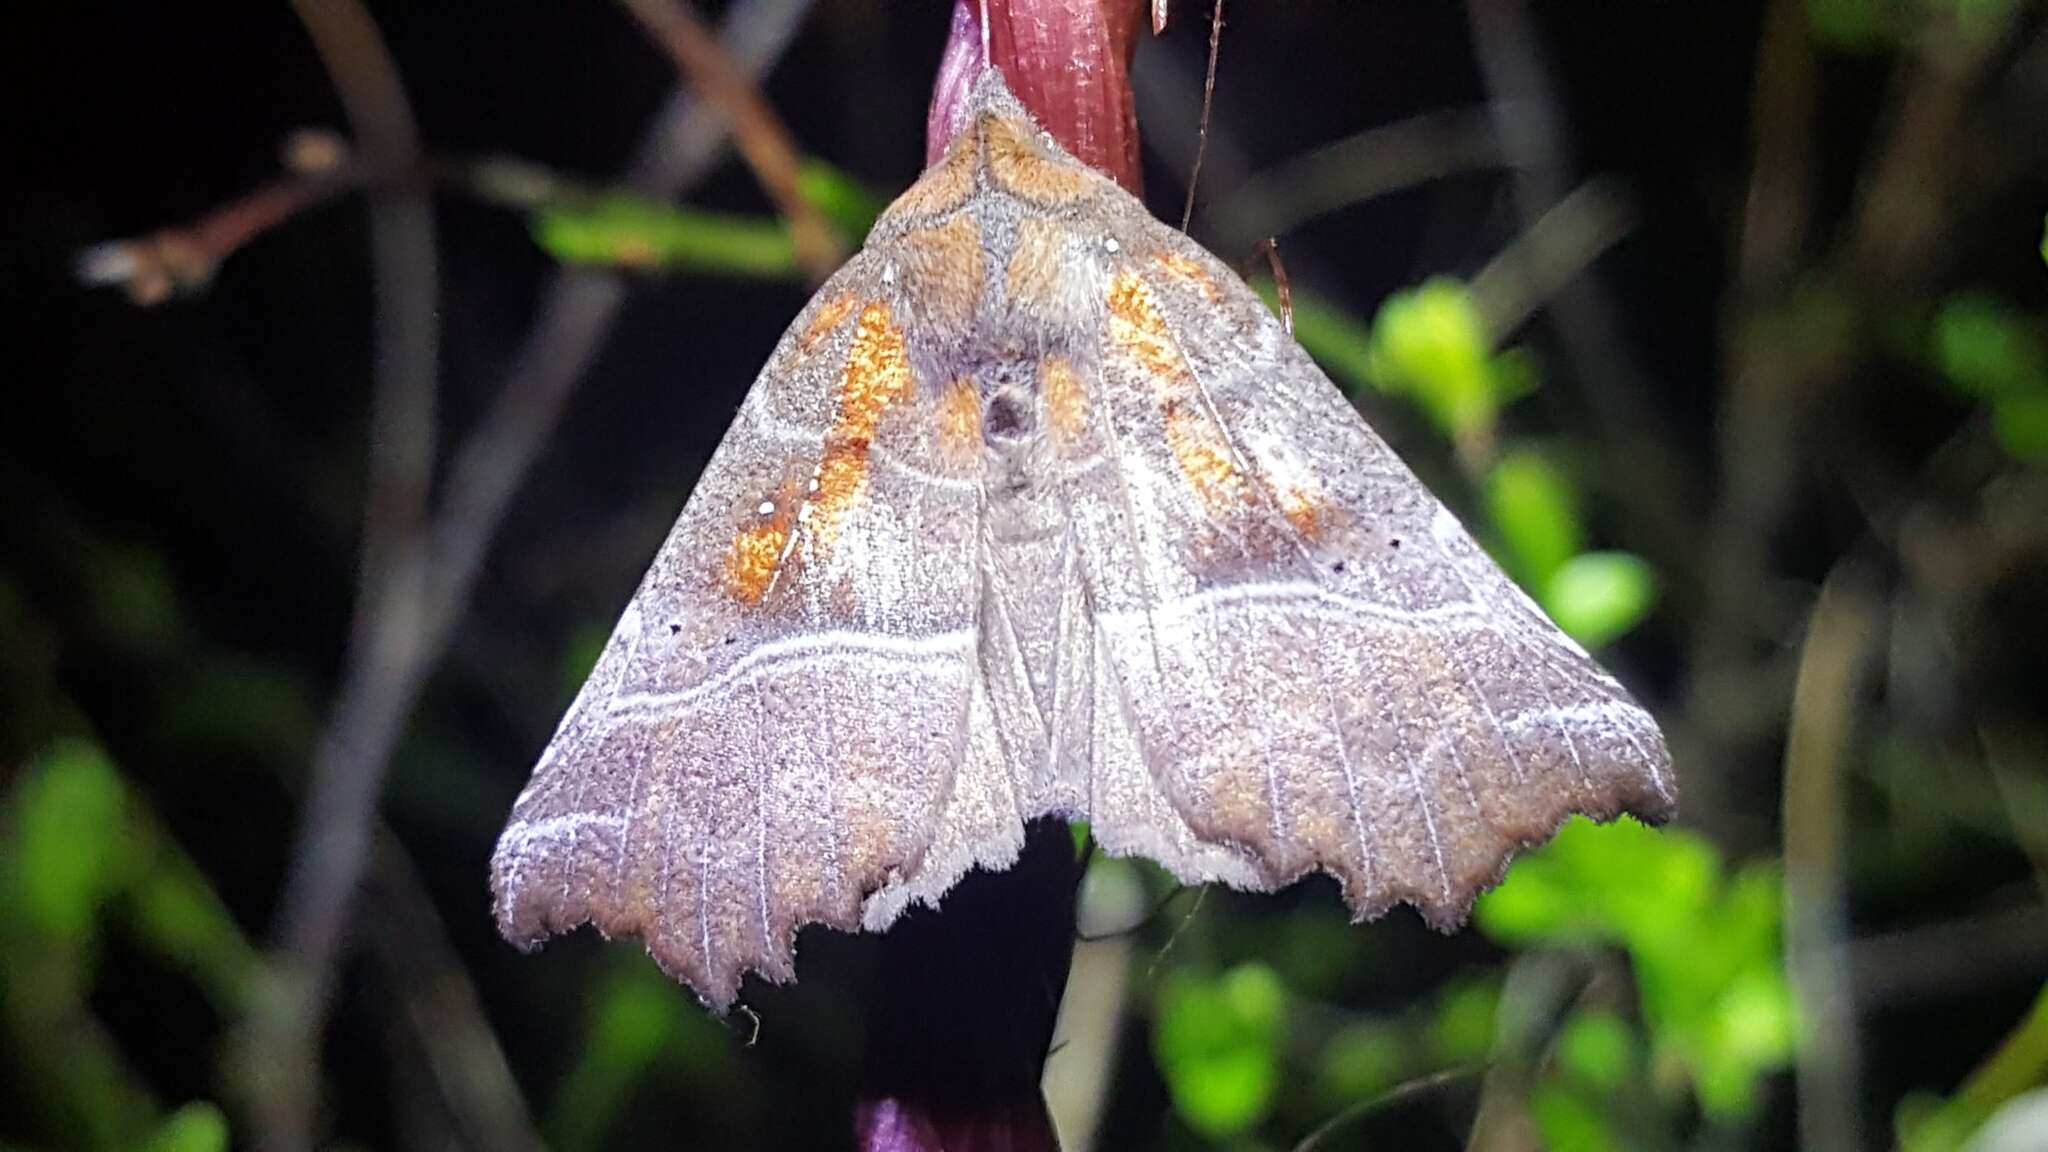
1179;0;1226;232
1250;236;1293;334
978;0;991;63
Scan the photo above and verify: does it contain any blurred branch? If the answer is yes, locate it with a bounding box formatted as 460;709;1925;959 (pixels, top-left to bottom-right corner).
1207;107;1502;248
618;0;841;282
1782;569;1881;1152
1852;904;2048;1006
1984;723;2048;904
247;3;817;1149
1901;982;2048;1151
1295;1067;1476;1152
1464;0;1700;599
1464;950;1591;1152
1678;0;1818;852
1468;177;1634;342
73;171;351;305
263;2;438;1149
367;834;548;1152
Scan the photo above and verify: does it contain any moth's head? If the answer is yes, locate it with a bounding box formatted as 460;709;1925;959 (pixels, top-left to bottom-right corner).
963;65;1034;126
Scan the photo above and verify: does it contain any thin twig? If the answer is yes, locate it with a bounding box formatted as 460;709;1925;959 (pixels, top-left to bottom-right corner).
1464;950;1592;1152
1467;176;1634;342
252;3;816;1148
1781;568;1880;1152
1239;237;1292;333
1851;903;2048;1006
1682;0;1821;851
1206;107;1502;248
264;3;437;1149
1295;1066;1478;1152
366;834;549;1152
1179;0;1225;231
74;175;352;305
617;0;842;283
1464;0;1699;610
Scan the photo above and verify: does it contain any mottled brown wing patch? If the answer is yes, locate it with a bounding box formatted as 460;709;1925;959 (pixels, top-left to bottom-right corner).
1150;250;1222;302
1005;217;1067;314
1105;270;1192;388
881;136;978;222
1040;355;1091;452
982;113;1099;206
898;216;985;345
799;296;861;351
935;375;984;468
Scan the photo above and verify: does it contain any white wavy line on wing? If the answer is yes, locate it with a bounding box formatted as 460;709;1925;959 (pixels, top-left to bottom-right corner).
603;627;977;717
1096;578;1491;632
497;811;625;857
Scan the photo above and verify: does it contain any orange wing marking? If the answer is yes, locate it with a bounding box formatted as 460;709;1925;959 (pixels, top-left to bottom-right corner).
1149;250;1222;302
809;302;914;542
936;375;983;470
722;484;800;604
881;141;977;222
721;302;912;605
1041;355;1090;450
799;297;859;351
983;115;1096;206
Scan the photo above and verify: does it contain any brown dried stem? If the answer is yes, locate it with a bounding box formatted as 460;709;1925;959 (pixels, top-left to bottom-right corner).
244;3;818;1148
618;0;842;283
1780;568;1880;1152
261;2;438;1148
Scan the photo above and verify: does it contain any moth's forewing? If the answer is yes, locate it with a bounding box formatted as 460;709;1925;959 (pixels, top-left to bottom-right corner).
491;67;1675;1010
490;240;1024;1008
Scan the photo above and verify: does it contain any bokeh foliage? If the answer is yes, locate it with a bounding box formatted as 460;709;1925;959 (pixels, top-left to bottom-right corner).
8;0;2048;1149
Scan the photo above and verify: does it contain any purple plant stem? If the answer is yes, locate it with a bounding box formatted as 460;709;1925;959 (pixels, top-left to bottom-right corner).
926;0;1146;193
855;822;1082;1152
857;8;1145;1148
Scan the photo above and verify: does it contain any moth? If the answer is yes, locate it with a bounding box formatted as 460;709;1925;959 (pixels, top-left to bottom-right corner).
490;67;1675;1009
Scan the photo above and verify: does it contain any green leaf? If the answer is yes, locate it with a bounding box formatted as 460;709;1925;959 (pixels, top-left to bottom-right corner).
1542;551;1656;648
798;160;887;243
1805;0;1890;50
551;966;689;1152
1992;393;2048;462
1932;294;2048;400
1479;819;1797;1123
11;739;132;943
1695;967;1797;1119
1318;1021;1404;1105
1429;977;1502;1067
1486;449;1584;586
1154;962;1287;1139
561;622;611;703
125;849;262;1012
1258;283;1377;396
1530;1082;1619;1152
1365;279;1501;437
1557;1012;1638;1095
533;198;799;279
146;1102;229;1152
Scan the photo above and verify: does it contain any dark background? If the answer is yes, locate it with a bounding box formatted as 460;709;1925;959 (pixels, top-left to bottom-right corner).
5;2;2047;1150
